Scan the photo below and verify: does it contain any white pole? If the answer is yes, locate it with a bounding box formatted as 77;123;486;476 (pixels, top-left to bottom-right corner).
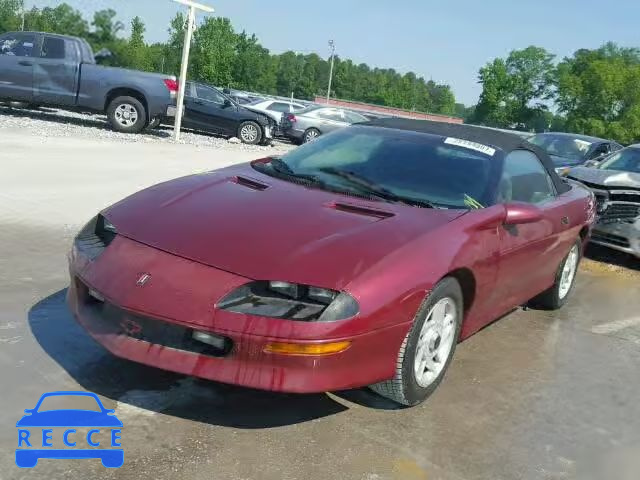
173;7;195;142
172;0;214;142
21;0;25;31
326;40;335;104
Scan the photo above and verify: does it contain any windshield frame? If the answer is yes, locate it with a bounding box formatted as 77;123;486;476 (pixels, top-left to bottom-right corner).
254;126;504;209
528;134;595;162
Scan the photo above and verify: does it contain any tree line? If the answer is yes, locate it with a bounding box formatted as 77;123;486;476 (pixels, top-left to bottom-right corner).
1;1;639;143
0;1;456;115
471;44;640;144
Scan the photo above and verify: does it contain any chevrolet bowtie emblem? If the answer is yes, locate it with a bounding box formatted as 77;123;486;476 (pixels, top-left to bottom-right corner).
136;273;151;286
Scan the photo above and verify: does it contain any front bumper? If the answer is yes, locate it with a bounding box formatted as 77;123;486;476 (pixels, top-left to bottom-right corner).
590;220;640;258
67;235;407;393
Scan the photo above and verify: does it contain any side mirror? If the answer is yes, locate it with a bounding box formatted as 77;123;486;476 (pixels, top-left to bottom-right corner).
223;99;232;107
504;202;543;225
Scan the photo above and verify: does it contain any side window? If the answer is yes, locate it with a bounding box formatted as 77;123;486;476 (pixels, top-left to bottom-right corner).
195;85;226;104
266;102;290;113
589;143;610;159
316;108;345;122
41;36;66;59
0;33;36;57
499;150;556;204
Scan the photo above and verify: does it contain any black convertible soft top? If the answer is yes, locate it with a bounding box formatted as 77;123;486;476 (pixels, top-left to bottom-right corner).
362;118;570;194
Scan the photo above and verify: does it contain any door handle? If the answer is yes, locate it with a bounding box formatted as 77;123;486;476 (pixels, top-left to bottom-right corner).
561;216;570;225
18;60;33;66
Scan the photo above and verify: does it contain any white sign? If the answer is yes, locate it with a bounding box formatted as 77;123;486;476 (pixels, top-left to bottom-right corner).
444;137;496;156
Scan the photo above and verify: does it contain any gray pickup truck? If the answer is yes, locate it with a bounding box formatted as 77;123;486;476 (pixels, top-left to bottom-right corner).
0;31;176;133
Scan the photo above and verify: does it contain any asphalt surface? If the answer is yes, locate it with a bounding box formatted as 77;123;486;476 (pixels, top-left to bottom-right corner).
1;125;639;480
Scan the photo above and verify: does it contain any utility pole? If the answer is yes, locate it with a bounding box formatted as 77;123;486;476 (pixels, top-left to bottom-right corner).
21;0;25;31
326;40;335;104
172;0;214;142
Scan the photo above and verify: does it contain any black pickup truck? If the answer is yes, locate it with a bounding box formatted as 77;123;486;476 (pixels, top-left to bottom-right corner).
0;31;177;133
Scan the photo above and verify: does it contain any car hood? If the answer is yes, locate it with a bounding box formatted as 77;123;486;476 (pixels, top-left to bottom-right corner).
105;164;465;289
568;166;640;189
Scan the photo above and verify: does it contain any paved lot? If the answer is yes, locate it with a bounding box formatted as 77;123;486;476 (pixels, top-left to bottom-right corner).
1;126;639;480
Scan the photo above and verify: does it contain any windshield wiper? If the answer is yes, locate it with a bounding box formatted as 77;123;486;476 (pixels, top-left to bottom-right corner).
318;167;434;208
267;158;324;184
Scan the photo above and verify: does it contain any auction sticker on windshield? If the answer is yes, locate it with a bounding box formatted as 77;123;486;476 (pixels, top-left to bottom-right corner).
444;137;496;156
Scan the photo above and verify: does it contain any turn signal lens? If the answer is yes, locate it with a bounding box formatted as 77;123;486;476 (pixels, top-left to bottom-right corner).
263;341;351;356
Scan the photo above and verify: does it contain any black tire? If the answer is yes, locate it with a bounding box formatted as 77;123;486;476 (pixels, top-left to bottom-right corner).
237;121;262;145
530;238;582;310
106;96;147;133
370;277;463;406
302;128;321;143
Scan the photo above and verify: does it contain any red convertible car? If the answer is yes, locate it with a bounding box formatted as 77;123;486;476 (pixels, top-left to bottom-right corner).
67;119;595;406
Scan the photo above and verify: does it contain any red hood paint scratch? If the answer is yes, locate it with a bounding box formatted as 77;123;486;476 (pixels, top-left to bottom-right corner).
104;163;465;290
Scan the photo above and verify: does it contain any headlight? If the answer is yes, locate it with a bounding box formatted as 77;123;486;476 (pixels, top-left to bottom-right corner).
217;281;359;322
74;214;117;259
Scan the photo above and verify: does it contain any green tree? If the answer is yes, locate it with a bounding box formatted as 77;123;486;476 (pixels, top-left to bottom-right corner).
0;0;21;33
555;43;640;142
191;17;236;86
473;46;555;128
90;8;123;47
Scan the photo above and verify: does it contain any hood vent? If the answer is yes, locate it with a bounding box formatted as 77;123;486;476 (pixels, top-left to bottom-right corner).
232;176;269;191
328;202;394;219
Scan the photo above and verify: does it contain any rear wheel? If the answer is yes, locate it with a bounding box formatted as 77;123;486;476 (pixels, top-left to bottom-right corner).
302;128;320;143
238;121;262;144
370;277;463;406
531;238;581;310
107;96;147;133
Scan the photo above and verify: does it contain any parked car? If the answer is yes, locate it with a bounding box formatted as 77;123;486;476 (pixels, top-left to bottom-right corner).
68;119;593;407
564;145;640;258
176;82;276;145
0;31;177;133
243;98;307;127
281;106;369;143
221;88;263;105
527;132;622;171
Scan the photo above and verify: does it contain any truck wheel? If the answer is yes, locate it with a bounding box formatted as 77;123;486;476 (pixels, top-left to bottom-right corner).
238;121;262;144
369;277;463;406
107;96;147;134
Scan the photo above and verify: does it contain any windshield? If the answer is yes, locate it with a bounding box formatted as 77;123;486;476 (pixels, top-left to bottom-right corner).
528;134;593;161
257;127;497;208
598;148;640;173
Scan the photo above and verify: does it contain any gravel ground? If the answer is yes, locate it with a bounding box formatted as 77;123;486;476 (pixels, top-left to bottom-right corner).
0;105;294;154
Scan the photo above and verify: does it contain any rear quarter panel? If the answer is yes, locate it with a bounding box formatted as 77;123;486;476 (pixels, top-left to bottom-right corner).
77;65;171;117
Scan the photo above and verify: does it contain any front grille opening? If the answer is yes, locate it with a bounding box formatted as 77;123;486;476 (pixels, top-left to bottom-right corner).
77;280;232;358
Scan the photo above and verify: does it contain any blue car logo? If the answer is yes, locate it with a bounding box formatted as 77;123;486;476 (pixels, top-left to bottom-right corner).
16;391;123;468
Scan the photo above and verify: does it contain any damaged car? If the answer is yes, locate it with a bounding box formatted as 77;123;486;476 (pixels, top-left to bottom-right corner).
565;145;640;258
67;119;594;406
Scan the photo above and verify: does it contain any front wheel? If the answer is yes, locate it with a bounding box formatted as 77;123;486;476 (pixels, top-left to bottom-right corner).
370;277;463;406
107;96;147;133
531;238;581;310
238;121;262;144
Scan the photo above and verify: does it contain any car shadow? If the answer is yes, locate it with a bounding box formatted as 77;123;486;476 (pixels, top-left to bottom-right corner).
28;289;399;428
0;106;171;139
585;243;640;272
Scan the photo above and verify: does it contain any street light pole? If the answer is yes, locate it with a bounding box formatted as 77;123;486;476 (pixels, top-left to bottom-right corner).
326;40;335;104
172;0;214;142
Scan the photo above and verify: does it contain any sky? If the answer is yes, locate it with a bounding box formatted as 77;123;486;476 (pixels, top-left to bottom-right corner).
27;0;640;106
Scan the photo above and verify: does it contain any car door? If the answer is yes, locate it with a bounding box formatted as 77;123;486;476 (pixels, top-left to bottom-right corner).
184;83;237;135
32;35;79;106
0;32;38;101
495;150;574;307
